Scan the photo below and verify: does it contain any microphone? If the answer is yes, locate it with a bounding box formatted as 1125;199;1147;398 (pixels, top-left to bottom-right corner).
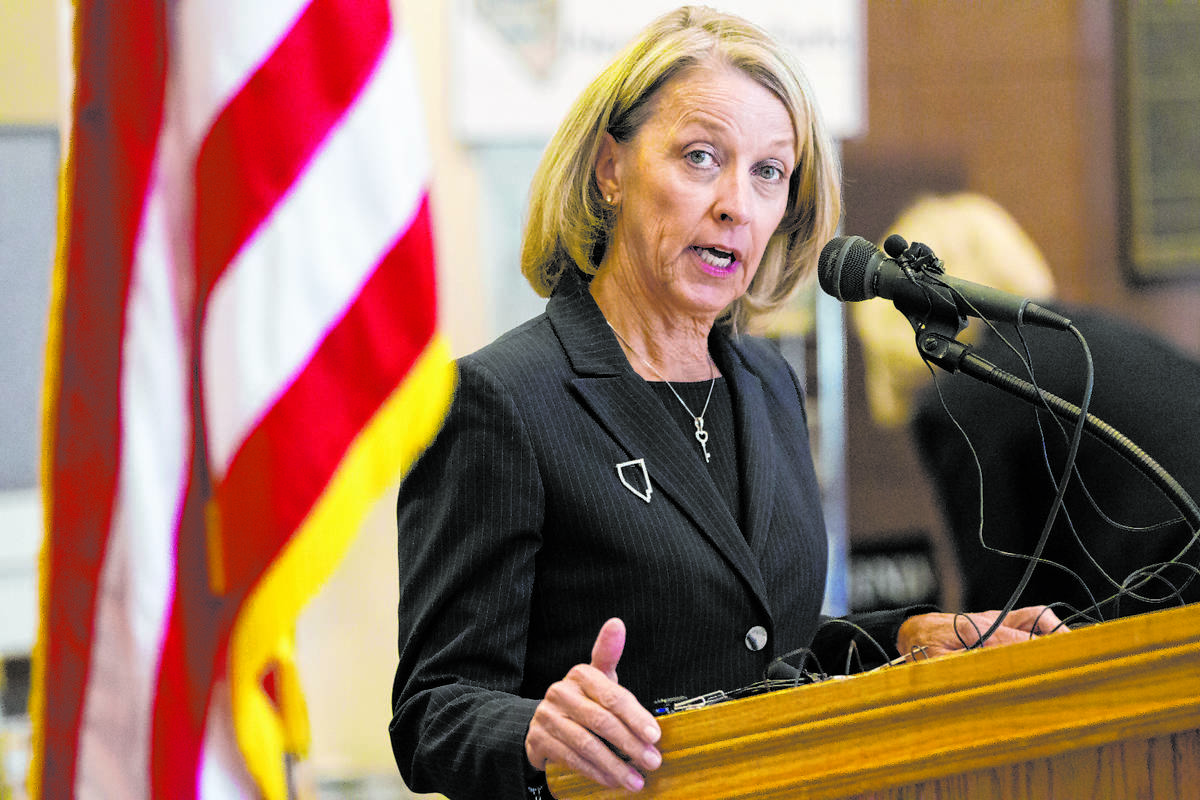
818;235;1072;330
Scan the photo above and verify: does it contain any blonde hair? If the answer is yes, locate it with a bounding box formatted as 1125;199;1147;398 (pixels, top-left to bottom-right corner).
851;192;1056;427
520;5;841;332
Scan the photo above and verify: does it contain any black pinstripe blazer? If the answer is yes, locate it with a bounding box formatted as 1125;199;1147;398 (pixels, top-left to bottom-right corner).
390;272;912;799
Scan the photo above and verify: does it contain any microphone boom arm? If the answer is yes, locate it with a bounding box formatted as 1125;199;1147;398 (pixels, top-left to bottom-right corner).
917;330;1200;532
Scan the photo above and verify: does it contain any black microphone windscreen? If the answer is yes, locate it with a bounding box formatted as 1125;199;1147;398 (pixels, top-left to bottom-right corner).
883;234;908;258
818;235;878;302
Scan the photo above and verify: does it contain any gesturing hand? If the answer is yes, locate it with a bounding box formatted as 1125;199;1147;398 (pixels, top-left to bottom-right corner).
525;618;662;792
897;605;1069;660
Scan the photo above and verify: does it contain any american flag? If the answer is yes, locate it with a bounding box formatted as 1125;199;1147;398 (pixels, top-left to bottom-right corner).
30;1;453;797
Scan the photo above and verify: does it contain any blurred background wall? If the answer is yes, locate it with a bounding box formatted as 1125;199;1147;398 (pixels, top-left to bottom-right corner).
838;2;1200;617
0;4;61;793
2;2;1198;797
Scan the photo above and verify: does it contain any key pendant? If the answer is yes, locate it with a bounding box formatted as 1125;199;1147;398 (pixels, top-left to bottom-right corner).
693;417;711;463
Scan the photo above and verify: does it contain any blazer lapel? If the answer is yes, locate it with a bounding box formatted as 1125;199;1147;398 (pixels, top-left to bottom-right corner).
712;334;778;555
546;277;771;610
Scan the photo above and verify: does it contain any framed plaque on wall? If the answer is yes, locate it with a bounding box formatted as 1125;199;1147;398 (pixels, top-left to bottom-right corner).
1117;2;1200;284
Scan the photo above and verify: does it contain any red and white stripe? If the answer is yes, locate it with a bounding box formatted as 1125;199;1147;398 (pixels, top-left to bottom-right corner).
35;0;449;797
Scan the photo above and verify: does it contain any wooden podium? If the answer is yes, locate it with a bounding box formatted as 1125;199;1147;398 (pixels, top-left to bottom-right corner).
547;604;1200;799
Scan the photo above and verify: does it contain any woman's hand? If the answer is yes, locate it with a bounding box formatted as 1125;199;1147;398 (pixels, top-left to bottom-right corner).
897;605;1069;660
525;618;662;792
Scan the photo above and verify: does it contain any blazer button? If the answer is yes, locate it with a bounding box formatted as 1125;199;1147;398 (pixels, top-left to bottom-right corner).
744;625;768;652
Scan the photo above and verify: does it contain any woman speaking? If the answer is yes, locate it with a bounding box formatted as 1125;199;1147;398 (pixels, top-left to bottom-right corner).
389;7;1064;798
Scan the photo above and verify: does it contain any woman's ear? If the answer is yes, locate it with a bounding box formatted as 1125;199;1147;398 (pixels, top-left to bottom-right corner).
594;132;621;205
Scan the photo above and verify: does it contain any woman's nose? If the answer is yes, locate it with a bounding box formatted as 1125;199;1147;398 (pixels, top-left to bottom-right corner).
714;170;750;225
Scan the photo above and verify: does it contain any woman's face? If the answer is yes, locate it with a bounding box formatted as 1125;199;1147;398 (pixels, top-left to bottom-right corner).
597;62;796;323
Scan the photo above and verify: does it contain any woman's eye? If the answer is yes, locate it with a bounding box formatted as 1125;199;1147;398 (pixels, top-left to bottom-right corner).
686;150;714;167
757;163;785;182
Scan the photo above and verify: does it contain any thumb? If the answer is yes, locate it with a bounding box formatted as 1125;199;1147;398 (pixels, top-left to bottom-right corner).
590;617;626;683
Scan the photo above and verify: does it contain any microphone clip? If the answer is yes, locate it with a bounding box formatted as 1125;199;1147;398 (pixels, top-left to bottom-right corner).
884;234;944;283
915;329;974;374
897;240;944;277
881;235;971;350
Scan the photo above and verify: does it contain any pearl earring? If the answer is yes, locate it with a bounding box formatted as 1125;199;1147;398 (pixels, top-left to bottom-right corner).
605;194;614;204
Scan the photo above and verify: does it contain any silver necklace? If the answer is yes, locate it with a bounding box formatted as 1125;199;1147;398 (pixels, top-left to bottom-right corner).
607;321;716;463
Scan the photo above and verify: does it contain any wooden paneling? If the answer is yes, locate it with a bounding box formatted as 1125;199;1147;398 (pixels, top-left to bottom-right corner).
845;2;1199;353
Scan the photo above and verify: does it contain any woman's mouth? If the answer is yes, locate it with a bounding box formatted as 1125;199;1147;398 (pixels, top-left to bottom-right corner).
692;245;737;272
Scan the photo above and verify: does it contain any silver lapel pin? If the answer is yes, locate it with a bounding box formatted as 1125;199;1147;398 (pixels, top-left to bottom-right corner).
616;458;652;503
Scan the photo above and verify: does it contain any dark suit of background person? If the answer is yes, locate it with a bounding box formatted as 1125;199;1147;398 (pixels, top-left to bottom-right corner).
911;303;1200;620
389;270;923;799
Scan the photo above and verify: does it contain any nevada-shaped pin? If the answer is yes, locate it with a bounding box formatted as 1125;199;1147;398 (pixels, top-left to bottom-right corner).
616;458;652;503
